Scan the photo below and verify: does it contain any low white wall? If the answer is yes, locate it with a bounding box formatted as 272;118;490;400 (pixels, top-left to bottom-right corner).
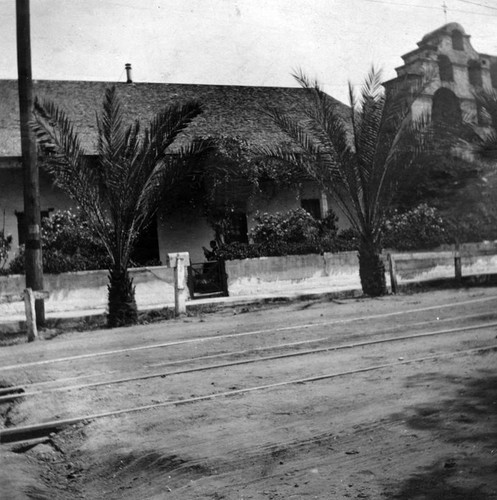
391;242;497;284
1;242;496;321
225;252;364;296
393;252;457;283
0;266;175;317
460;242;497;276
226;243;497;296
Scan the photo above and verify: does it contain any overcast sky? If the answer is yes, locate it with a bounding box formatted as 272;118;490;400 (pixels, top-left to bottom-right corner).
1;0;497;103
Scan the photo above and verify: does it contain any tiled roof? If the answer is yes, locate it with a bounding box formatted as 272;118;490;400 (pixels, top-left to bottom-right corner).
0;80;348;157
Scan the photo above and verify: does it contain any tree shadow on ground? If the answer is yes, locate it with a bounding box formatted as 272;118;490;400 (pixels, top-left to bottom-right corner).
387;354;497;499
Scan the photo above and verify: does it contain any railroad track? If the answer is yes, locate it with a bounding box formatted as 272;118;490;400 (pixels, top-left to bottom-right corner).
1;308;496;398
2;342;497;445
1;294;495;373
1;318;497;404
1;295;497;445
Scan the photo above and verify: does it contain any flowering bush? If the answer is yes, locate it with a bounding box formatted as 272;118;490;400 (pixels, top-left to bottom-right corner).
251;208;322;248
383;204;449;251
216;208;355;259
7;210;110;274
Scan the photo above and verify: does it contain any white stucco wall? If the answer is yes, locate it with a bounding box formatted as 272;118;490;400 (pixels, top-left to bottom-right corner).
0;266;176;317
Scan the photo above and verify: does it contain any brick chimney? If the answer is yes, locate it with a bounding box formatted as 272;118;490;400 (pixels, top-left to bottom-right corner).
125;63;132;83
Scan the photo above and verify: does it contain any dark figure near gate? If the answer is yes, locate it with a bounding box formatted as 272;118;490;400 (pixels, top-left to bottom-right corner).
203;240;219;261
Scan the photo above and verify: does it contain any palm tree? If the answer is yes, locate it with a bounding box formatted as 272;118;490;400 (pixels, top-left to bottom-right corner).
32;86;205;327
261;68;428;296
468;88;497;238
472;88;497;160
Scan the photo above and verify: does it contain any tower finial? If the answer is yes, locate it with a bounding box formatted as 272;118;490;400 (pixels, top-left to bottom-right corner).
442;1;448;23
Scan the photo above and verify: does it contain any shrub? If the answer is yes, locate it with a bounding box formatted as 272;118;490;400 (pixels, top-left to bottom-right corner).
215;242;264;260
443;212;497;244
0;229;13;273
383;204;449;251
333;228;359;252
217;208;351;259
7;209;110;274
216;240;333;260
251;208;321;247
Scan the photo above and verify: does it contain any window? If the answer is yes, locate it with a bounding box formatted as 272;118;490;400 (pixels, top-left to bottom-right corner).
223;212;248;244
468;60;483;87
15;210;52;245
301;199;322;220
432;88;461;124
451;30;464;51
438;55;453;82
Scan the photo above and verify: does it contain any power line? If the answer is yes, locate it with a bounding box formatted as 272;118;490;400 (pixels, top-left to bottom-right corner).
455;0;497;11
362;0;497;17
362;0;441;10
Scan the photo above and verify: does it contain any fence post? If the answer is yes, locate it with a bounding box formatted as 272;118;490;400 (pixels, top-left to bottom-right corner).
174;256;186;316
24;287;38;342
454;248;462;283
169;253;191;316
219;259;229;297
387;253;398;294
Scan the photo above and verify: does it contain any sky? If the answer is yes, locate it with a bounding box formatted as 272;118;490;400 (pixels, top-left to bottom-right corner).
1;0;497;103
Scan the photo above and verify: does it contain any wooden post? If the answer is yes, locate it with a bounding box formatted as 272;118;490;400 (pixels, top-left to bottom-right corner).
24;287;38;341
454;249;462;283
387;253;398;294
16;0;45;326
174;255;186;316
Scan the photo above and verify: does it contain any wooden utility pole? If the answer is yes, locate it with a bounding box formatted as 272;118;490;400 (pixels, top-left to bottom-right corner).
16;0;45;326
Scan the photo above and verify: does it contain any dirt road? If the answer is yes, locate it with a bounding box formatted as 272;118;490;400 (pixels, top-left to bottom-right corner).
1;288;497;499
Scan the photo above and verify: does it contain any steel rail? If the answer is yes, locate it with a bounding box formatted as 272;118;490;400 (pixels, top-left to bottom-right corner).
1;309;493;399
2;320;496;404
1;295;496;372
2;309;493;397
2;343;496;445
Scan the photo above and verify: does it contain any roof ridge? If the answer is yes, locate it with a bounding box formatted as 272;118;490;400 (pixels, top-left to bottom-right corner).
0;78;307;92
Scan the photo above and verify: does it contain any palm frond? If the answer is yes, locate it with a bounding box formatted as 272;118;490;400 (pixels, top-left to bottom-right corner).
97;86;126;159
369;111;432;230
291;68;321;93
358;67;384;107
135;137;214;229
365;70;432;222
291;71;351;153
348;68;386;217
305;88;366;226
32;98;95;204
354;70;385;164
472;88;497;159
122;100;203;216
33;87;206;271
472;129;497;159
148;100;203;155
474;87;497;127
263;68;434;243
32;98;114;255
32;97;88;180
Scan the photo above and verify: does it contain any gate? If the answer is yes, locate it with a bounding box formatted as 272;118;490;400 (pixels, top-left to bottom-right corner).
187;260;228;299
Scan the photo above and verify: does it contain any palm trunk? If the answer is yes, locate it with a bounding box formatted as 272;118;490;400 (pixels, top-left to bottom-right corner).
358;236;387;297
107;265;138;327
